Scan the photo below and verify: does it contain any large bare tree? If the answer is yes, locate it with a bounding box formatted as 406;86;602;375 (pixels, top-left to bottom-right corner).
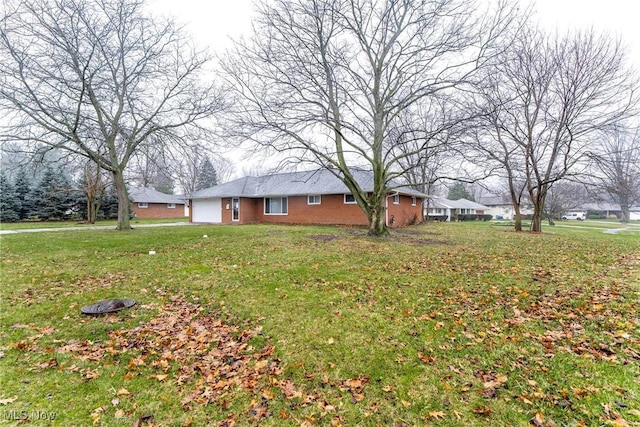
473;26;638;232
0;0;221;230
588;127;640;223
221;0;519;236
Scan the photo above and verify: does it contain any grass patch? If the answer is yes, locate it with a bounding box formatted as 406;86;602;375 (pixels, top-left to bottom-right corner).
0;217;188;230
1;223;638;426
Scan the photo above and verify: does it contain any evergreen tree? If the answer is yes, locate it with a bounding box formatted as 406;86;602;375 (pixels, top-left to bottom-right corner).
99;185;120;219
28;167;76;220
447;182;474;201
154;172;175;195
195;157;218;190
0;171;20;222
13;168;32;220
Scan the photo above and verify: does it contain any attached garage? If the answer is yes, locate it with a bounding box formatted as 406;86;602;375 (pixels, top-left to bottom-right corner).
191;198;222;223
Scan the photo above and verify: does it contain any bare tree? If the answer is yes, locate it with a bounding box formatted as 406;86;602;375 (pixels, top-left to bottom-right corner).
81;160;109;224
221;0;519;236
173;147;235;195
0;0;221;230
543;180;588;225
588;127;640;223
473;26;638;232
389;99;464;196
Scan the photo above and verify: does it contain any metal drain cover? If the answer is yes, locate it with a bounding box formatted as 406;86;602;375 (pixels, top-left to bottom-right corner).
81;298;136;315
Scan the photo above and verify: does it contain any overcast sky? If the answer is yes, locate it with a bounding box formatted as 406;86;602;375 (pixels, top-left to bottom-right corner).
148;0;640;65
146;0;640;175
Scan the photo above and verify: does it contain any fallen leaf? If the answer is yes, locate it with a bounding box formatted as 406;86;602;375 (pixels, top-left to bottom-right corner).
114;409;125;418
0;397;17;405
530;413;545;427
473;406;492;416
116;388;130;396
429;410;446;419
133;414;154;426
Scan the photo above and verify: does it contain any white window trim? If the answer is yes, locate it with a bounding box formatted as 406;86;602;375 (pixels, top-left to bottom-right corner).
344;194;356;204
167;203;176;209
411;197;417;206
264;197;288;215
138;202;148;208
307;195;321;205
393;194;400;205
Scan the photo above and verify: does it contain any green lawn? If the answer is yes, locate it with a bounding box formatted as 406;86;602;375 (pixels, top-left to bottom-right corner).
1;223;638;426
0;217;188;230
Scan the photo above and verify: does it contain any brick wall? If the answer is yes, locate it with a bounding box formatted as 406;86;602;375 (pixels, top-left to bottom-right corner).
219;194;423;227
255;194;369;225
133;202;186;219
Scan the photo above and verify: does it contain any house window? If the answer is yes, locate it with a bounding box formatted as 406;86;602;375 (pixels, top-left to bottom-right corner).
411;197;417;206
307;195;321;205
138;202;148;208
167;203;176;209
393;194;400;205
344;194;356;204
265;197;288;215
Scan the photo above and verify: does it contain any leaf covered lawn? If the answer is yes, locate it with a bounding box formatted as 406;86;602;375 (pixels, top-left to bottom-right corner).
0;223;638;426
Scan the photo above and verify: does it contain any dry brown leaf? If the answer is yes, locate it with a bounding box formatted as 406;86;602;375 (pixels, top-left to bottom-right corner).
0;397;17;405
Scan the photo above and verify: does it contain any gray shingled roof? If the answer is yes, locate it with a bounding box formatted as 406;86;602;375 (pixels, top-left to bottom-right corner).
129;187;187;204
428;197;488;210
190;168;427;199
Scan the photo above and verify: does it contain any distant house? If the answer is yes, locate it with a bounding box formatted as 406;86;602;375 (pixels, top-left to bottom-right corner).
478;195;533;220
425;197;488;221
189;168;426;227
129;188;188;219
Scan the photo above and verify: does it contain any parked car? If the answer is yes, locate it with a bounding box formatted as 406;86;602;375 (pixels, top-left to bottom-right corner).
561;212;586;221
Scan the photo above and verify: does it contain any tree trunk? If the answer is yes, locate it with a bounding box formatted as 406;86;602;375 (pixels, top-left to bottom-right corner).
86;198;96;224
530;197;544;232
620;202;631;223
513;210;523;232
112;169;132;230
367;205;388;237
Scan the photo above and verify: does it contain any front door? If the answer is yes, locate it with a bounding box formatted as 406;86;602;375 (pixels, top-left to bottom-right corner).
232;198;239;222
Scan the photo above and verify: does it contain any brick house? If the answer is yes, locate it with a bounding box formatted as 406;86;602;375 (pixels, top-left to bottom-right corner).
129;187;188;219
189;168;426;227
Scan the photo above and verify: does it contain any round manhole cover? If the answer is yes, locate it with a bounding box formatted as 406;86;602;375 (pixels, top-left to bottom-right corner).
81;298;136;315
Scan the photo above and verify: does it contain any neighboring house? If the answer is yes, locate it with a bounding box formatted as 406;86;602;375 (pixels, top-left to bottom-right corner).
581;201;640;221
189;168;426;227
424;197;488;222
129;187;188;219
478;195;534;220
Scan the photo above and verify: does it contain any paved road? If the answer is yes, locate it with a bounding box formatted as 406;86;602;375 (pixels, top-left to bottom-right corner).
0;222;194;235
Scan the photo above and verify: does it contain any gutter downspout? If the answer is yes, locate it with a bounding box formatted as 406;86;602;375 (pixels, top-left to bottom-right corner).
386;192;399;226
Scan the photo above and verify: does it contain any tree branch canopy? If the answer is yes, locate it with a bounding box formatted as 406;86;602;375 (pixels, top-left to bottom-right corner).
471;26;639;232
0;0;222;229
221;0;519;235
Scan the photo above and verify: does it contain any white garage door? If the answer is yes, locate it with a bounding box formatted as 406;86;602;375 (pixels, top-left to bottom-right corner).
192;198;222;223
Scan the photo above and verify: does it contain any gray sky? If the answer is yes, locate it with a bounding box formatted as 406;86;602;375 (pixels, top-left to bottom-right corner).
149;0;640;66
147;0;640;176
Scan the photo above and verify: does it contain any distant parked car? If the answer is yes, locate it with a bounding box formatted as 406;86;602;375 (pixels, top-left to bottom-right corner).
561;212;585;221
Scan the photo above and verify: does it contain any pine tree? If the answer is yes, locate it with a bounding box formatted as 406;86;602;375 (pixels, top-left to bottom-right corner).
99;185;119;219
13;168;32;220
0;172;20;222
154;172;175;195
195;157;218;190
447;182;475;201
28;167;76;220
